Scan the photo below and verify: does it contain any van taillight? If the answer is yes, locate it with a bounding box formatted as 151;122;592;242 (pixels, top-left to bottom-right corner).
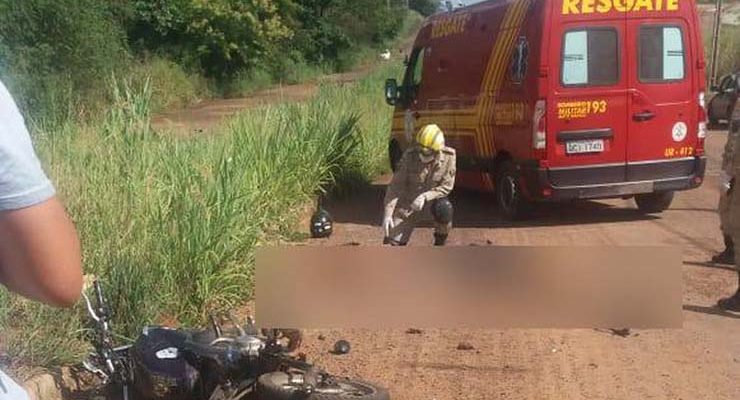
533;99;547;158
697;91;707;153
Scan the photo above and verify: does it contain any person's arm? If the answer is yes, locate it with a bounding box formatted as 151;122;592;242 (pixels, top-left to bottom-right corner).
0;80;82;308
0;198;82;307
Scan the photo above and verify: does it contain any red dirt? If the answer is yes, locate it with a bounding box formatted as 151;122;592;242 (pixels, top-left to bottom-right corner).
151;70;370;135
294;128;740;400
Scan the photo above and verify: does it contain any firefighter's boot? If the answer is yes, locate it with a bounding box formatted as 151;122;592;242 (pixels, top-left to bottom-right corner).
433;233;448;246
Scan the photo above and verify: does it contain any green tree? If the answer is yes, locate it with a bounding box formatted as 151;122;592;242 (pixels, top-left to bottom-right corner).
0;0;129;117
129;0;292;79
409;0;439;16
288;0;405;70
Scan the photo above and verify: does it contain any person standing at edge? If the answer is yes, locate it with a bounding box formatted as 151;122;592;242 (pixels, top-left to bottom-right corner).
712;111;738;265
383;124;456;246
718;101;740;312
0;78;83;399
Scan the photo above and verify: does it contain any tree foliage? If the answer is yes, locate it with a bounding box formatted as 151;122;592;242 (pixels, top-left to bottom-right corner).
129;0;406;77
0;0;129;113
129;0;293;79
0;0;412;116
409;0;440;16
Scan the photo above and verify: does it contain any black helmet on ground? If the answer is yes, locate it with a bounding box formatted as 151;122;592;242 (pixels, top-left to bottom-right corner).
310;208;333;238
332;339;351;355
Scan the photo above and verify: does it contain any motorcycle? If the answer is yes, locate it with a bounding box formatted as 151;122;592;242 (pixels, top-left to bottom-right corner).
82;280;389;400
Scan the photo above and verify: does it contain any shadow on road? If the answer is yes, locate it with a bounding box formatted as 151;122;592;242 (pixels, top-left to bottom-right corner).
666;208;722;213
683;304;740;320
325;183;658;229
708;122;729;131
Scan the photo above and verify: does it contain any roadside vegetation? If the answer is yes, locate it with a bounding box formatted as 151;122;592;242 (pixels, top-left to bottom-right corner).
0;0;426;123
0;62;403;368
0;0;424;370
707;24;740;79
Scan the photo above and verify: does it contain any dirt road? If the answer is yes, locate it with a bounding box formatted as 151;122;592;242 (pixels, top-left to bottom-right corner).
296;128;739;400
150;70;368;134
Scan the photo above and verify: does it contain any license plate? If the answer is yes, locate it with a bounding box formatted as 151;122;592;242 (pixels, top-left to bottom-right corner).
566;139;604;154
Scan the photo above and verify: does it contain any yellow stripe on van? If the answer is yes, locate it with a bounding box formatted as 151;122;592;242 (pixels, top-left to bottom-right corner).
482;2;524;153
473;0;531;189
475;1;518;188
477;0;520;158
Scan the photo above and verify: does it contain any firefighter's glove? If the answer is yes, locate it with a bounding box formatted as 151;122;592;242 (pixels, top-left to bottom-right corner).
410;194;427;212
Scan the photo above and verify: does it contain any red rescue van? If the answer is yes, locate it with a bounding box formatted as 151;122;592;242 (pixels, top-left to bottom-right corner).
385;0;707;220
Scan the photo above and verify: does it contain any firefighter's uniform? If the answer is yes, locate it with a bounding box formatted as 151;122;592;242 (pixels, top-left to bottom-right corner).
719;104;740;311
383;125;456;246
715;123;738;263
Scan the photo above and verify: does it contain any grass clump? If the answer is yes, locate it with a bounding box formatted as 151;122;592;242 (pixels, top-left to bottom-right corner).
130;58;212;111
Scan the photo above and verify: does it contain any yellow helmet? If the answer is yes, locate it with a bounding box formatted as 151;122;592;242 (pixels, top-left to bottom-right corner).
416;124;445;152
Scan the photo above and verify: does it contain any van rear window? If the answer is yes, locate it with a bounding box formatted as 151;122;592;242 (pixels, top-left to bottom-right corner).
561;28;619;87
639;26;685;82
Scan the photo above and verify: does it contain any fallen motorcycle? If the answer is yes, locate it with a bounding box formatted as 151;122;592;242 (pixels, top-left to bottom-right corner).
82;280;389;400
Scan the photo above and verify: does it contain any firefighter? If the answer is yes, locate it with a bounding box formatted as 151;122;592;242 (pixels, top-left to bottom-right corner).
383;124;456;246
712;120;737;264
718;103;740;312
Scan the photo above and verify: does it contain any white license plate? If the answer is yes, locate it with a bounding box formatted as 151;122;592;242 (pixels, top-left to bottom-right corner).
566;139;604;154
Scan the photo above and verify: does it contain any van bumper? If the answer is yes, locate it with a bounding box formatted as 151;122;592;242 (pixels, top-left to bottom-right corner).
520;156;707;201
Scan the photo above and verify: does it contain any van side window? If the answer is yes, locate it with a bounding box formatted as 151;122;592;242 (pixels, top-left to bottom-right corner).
561;28;619;86
639;26;685;82
412;48;426;86
403;47;426;100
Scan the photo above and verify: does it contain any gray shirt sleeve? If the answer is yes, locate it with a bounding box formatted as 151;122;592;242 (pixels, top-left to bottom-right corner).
0;80;55;211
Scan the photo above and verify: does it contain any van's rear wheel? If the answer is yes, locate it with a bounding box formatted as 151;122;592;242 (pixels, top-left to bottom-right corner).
495;161;531;221
634;191;674;213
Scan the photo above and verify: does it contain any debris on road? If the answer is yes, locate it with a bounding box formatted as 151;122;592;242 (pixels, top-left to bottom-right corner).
405;328;423;335
456;342;475;351
609;328;632;338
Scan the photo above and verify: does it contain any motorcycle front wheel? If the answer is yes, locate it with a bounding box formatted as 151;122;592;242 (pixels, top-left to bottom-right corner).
256;371;390;400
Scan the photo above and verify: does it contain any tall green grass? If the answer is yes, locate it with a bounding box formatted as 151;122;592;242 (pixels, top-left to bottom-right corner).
0;63;402;368
703;23;740;82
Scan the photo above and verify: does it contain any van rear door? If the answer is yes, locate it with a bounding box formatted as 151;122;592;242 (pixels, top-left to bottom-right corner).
549;18;628;187
626;18;696;181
